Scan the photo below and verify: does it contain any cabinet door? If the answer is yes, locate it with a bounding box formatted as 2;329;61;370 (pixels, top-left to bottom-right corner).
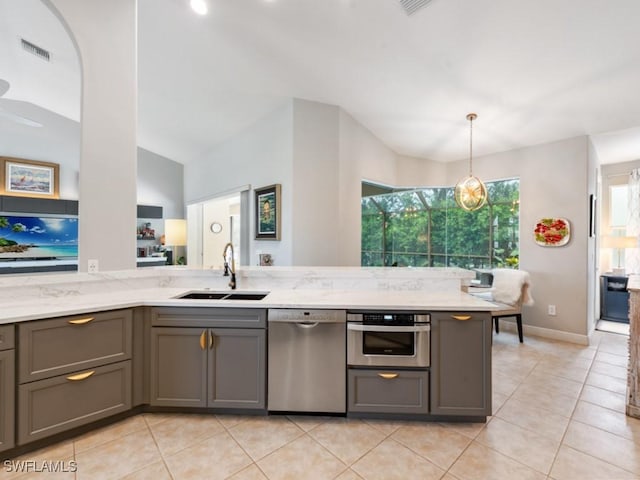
0;349;14;452
150;327;208;407
208;328;265;409
430;312;492;417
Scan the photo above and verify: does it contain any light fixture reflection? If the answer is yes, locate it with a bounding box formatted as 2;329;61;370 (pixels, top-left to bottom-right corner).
454;113;488;211
190;0;208;15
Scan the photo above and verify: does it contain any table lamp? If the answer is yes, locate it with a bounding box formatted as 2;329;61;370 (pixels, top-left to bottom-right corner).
603;235;637;275
164;219;187;265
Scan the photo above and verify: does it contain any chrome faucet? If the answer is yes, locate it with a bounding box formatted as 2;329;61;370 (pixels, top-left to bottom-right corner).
222;242;236;290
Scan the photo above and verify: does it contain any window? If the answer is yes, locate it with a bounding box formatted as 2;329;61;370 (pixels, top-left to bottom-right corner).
610;184;629;229
361;179;520;269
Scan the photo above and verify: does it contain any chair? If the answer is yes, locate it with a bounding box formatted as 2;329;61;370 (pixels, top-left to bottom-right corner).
470;269;533;343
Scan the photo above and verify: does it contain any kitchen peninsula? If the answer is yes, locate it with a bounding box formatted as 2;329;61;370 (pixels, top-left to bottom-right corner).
0;266;498;459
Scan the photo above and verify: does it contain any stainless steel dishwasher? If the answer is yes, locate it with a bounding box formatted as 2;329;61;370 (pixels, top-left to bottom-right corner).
268;309;346;413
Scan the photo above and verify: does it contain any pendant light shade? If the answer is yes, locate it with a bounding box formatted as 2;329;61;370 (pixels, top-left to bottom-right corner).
454;113;488;211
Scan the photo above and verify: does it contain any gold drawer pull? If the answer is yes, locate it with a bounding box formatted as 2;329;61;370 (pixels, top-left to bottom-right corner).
68;317;95;325
378;373;399;380
199;330;207;350
209;331;214;349
451;315;472;321
66;370;95;381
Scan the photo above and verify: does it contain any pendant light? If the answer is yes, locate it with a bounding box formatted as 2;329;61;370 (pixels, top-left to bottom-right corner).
454;113;488;211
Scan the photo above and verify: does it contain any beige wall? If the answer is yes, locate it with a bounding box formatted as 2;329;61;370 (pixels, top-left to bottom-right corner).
444;136;591;340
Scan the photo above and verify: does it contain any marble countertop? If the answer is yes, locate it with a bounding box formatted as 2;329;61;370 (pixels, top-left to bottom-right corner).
0;286;498;325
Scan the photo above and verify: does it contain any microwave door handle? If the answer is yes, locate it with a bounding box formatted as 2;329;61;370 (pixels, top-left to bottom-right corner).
346;324;430;333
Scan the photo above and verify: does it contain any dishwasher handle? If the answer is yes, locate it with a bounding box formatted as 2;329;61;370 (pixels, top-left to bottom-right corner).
296;321;320;329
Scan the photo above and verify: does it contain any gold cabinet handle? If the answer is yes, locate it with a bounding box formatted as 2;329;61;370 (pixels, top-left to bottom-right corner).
451;315;472;321
378;373;399;380
68;317;94;325
66;370;95;381
199;330;207;350
209;331;214;349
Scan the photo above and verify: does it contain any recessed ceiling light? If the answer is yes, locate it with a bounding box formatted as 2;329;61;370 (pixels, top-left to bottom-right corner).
190;0;208;15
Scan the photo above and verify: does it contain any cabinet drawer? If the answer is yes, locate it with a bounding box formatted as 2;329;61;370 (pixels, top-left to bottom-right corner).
19;310;133;383
348;368;429;414
151;307;266;328
18;360;132;445
0;325;14;351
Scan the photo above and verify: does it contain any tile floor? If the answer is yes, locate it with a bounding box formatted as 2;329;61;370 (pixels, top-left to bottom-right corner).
1;329;638;480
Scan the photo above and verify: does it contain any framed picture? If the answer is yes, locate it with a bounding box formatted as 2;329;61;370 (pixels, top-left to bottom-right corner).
534;217;571;247
255;184;281;240
0;157;59;198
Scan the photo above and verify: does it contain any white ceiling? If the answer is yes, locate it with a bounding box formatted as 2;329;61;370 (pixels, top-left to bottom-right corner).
2;0;640;165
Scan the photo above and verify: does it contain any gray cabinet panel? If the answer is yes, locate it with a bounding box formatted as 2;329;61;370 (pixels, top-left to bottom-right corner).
348;368;429;414
137;205;163;219
208;329;265;409
0;349;14;452
2;196;67;214
0;325;14;351
430;312;491;417
132;307;149;407
18;309;133;383
149;327;208;407
151;307;266;328
18;361;131;445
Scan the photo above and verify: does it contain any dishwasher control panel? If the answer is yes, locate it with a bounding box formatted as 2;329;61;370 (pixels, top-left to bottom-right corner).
268;309;346;323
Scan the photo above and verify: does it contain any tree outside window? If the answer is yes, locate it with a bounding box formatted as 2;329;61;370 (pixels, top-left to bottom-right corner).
361;179;519;269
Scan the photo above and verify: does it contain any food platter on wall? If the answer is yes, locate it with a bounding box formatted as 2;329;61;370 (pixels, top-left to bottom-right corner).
534;218;570;247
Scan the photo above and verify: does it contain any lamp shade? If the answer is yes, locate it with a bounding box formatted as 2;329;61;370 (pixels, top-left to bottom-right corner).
164;219;187;246
602;236;637;249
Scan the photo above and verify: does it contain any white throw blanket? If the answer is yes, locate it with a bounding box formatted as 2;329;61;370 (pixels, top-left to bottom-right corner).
491;269;534;306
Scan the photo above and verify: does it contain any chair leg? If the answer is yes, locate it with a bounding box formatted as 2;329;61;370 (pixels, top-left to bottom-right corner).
494;316;499;334
516;314;523;343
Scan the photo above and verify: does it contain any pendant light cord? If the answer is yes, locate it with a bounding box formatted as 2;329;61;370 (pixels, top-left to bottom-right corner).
469;117;473;176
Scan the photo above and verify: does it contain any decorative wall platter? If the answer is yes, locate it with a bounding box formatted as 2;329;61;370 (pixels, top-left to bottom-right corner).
534;218;570;246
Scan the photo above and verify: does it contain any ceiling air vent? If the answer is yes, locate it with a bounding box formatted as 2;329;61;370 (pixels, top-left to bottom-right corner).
21;38;50;62
399;0;435;16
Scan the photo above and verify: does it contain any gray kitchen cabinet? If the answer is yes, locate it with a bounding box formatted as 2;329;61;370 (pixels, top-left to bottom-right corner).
348;368;429;414
16;310;133;445
18;361;132;444
149;308;266;411
0;325;15;453
18;309;133;383
430;311;492;418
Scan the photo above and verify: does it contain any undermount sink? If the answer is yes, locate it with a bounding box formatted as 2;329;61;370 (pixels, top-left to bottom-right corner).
176;291;269;301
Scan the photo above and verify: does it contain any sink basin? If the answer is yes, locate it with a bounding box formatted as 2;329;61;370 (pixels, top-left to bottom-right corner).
178;292;229;300
224;292;269;301
176;291;269;301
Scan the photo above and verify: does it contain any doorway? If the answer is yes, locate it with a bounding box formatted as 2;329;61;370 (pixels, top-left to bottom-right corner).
186;188;250;269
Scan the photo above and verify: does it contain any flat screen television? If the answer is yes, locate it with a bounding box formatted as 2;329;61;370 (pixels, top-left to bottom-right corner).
0;215;78;260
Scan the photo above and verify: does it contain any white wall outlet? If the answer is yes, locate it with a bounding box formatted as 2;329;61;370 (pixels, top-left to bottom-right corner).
548;304;556;316
88;259;99;273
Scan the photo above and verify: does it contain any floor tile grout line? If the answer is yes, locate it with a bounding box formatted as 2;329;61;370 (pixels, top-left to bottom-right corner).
477;344;566;477
216;414;265;479
224;416;307;471
143;413;177;480
545;337;622;479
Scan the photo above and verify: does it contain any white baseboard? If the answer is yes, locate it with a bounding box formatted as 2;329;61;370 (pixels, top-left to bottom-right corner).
497;320;590;346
